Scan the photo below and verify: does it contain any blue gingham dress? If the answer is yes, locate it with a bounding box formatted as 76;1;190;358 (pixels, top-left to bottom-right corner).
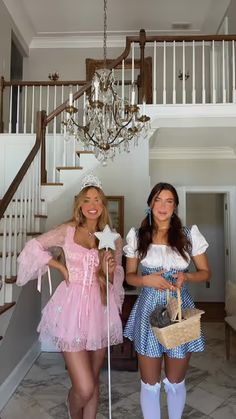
123;225;209;358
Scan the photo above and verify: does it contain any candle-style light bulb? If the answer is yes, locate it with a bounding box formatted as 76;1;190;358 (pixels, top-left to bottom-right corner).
69;91;73;106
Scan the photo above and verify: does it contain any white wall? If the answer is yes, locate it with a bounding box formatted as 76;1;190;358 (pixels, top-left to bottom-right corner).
0;134;35;196
43;138;150;239
150;159;236;187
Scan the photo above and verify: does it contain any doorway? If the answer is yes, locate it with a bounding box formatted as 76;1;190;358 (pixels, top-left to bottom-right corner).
10;36;23;133
186;192;226;303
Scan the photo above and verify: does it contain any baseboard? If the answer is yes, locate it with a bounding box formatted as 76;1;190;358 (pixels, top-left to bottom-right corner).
0;341;41;412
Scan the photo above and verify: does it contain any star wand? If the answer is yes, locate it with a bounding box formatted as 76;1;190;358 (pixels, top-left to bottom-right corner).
94;225;120;419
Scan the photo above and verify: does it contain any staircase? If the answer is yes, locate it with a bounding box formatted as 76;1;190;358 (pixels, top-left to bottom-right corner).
0;125;99;346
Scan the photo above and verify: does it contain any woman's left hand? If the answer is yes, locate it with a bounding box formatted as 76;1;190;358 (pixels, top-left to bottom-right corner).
173;272;187;289
102;250;116;280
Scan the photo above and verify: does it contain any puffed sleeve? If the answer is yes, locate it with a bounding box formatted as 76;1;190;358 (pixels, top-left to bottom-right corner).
111;236;125;313
123;227;138;258
191;225;209;256
16;223;68;289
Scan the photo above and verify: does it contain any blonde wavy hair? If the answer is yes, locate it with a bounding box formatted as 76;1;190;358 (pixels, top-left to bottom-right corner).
73;186;113;305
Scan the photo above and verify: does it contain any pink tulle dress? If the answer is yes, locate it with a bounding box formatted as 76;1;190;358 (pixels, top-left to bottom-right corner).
16;224;124;352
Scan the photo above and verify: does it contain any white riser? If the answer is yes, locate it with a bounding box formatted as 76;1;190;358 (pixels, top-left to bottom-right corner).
78;152;97;168
0;255;18;277
0;217;44;234
3;201;47;216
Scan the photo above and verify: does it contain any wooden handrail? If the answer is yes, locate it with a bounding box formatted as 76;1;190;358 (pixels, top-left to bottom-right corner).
1;80;87;88
0;110;46;219
46;36;133;125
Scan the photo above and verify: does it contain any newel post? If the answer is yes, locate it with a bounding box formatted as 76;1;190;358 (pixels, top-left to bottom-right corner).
139;29;147;103
0;76;5;133
36;110;47;184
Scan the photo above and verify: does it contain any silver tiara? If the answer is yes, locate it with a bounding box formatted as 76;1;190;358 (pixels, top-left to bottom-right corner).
80;174;102;191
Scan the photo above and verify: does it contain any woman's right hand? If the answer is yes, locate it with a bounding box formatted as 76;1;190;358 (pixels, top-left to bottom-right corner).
59;265;69;286
146;272;176;291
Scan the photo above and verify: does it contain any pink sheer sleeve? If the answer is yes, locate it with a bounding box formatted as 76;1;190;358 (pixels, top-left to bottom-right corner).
111;236;125;312
16;224;68;289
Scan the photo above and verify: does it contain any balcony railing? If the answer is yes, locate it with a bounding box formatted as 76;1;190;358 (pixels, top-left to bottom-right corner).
1;32;236;136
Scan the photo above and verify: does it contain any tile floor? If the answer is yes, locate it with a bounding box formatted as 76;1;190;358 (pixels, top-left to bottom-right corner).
1;323;236;419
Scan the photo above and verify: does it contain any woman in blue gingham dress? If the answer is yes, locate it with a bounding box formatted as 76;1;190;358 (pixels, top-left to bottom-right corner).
123;183;211;419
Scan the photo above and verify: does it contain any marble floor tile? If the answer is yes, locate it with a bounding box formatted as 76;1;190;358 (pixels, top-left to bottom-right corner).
1;322;236;419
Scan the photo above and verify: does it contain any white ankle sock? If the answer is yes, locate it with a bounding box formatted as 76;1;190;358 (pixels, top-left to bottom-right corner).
140;380;161;419
163;378;186;419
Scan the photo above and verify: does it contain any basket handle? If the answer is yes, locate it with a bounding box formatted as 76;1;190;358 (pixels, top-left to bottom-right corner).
167;288;182;322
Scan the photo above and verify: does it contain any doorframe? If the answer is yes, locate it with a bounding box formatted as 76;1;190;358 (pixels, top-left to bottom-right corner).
176;186;236;282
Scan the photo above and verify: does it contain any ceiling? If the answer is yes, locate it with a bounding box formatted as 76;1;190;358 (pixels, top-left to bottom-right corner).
3;0;232;49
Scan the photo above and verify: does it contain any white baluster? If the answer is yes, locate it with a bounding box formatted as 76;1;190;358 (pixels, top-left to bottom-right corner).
61;85;64;134
16;85;20;133
31;85;35;133
122;59;125;117
39;85;42;111
192;40;196;104
23;86;27;133
46;85;49;134
153;41;157;104
172;41;176;104
7;206;12;279
9;86;12;133
12;198;18;276
222;40;226;103
163;41;166;104
232;40;235;103
212;40;216;103
182;41;186;104
202;40;206;104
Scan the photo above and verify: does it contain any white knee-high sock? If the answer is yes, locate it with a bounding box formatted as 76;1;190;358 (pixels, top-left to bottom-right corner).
163;378;186;419
140;380;161;419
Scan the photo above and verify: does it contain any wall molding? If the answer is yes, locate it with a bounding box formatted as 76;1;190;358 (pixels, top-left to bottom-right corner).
149;146;236;159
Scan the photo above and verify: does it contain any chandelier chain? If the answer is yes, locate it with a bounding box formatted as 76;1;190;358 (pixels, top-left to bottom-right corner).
63;0;151;165
103;0;107;66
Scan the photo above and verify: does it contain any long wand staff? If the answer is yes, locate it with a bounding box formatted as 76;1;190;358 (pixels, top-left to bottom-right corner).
94;225;120;419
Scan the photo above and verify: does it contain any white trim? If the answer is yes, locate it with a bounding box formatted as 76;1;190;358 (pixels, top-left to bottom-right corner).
149;146;236;159
30;35;126;49
29;35;205;50
0;341;41;411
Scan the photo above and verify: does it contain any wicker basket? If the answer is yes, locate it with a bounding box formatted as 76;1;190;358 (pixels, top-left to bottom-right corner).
152;289;205;349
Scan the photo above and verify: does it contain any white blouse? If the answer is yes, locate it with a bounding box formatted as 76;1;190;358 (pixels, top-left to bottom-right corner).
123;225;209;271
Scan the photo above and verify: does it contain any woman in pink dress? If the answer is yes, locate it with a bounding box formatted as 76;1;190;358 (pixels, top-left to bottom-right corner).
16;174;124;419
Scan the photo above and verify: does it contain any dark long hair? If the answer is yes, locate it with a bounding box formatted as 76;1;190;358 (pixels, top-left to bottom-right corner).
137;182;192;260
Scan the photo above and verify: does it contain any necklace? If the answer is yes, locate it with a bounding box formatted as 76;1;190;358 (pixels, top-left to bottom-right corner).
82;226;96;238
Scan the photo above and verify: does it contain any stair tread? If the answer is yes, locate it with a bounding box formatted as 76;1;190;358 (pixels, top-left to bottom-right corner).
41;182;63;186
5;276;17;284
0;251;20;257
0;302;16;315
56;166;83;170
76;150;94;155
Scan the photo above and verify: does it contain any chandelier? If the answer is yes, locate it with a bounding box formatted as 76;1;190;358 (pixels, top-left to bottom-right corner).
63;0;150;165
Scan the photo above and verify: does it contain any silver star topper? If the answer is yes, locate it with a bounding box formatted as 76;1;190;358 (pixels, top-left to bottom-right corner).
94;225;120;250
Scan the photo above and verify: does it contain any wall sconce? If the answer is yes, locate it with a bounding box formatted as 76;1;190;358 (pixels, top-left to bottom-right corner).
48;71;59;81
178;70;190;81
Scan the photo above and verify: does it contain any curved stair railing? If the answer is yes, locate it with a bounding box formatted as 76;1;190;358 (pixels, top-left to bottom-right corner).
0;111;46;308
